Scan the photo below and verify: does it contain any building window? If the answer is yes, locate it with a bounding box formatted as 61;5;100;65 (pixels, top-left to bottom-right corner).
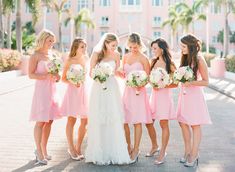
47;7;52;13
25;5;31;13
122;0;140;5
101;16;109;25
153;31;161;39
152;0;163;6
120;0;142;12
153;16;161;26
210;2;221;14
212;36;217;43
64;0;71;9
78;0;88;12
100;0;111;6
100;31;108;36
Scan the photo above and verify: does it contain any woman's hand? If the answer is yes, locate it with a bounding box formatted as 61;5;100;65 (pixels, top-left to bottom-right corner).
153;87;159;91
182;81;192;87
136;86;144;91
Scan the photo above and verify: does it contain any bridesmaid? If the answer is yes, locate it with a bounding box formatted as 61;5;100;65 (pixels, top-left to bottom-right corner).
177;34;212;167
149;38;177;165
29;29;61;165
61;38;88;160
122;32;155;163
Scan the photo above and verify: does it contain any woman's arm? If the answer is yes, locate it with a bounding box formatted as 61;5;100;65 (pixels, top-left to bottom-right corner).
28;55;49;80
184;56;209;87
89;52;98;77
62;60;71;83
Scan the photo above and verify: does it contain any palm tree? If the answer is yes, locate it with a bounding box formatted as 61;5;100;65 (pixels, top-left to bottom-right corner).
15;0;22;52
47;0;69;51
162;4;182;50
2;0;14;49
15;0;42;52
64;8;95;41
214;0;235;57
175;1;206;34
0;0;4;48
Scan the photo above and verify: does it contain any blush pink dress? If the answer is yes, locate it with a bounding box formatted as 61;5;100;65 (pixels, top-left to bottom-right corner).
150;87;176;120
123;62;153;124
30;60;61;122
177;72;212;125
60;80;88;118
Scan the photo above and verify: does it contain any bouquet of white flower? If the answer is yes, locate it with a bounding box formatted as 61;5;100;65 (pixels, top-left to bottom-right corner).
91;62;113;90
66;64;86;85
126;70;148;95
173;66;194;95
46;58;63;74
149;68;171;89
173;66;194;84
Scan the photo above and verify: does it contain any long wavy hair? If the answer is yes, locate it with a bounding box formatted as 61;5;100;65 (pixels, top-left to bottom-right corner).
97;33;118;63
150;38;174;74
180;34;201;80
68;38;86;58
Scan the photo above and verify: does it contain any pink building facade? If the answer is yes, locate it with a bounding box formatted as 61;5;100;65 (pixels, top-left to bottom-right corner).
3;0;235;55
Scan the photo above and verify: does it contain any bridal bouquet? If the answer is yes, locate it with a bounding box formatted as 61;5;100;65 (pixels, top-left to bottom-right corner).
173;66;194;84
173;66;194;95
149;68;171;89
91;62;113;90
126;70;148;95
66;64;86;85
46;58;63;74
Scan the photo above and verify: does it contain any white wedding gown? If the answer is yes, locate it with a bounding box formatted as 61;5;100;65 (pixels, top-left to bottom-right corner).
85;60;131;165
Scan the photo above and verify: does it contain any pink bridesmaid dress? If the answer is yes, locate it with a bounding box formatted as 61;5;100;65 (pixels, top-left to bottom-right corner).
60;82;88;118
177;73;212;125
150;88;176;120
123;62;153;124
30;60;61;122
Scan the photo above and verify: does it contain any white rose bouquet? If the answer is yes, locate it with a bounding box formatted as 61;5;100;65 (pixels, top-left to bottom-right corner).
66;64;86;85
91;62;113;90
149;68;171;89
126;70;148;95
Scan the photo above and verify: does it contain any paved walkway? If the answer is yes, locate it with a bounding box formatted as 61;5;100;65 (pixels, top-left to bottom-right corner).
0;75;235;172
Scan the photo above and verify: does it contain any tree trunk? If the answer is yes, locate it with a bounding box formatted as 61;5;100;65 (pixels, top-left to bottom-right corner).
70;18;74;43
58;13;63;52
170;29;174;50
6;13;11;49
206;5;209;54
0;0;4;48
16;0;22;52
223;3;229;57
43;6;47;29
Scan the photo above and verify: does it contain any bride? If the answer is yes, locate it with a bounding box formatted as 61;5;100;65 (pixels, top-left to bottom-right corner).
85;33;131;165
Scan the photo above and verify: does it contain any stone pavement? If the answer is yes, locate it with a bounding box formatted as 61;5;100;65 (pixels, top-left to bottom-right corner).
0;75;235;172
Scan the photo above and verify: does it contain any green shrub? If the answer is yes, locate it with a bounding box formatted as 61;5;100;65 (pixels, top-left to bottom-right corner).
202;53;216;67
225;55;235;73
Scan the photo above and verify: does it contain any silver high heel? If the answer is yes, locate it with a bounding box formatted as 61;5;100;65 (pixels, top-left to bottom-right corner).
68;149;82;161
154;152;167;165
180;154;190;163
45;155;52;160
184;156;199;167
34;150;48;165
145;147;160;157
130;151;140;164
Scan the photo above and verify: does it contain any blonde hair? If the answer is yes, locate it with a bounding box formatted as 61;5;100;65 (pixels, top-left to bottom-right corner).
97;33;118;63
35;29;55;51
127;32;146;52
69;38;87;58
